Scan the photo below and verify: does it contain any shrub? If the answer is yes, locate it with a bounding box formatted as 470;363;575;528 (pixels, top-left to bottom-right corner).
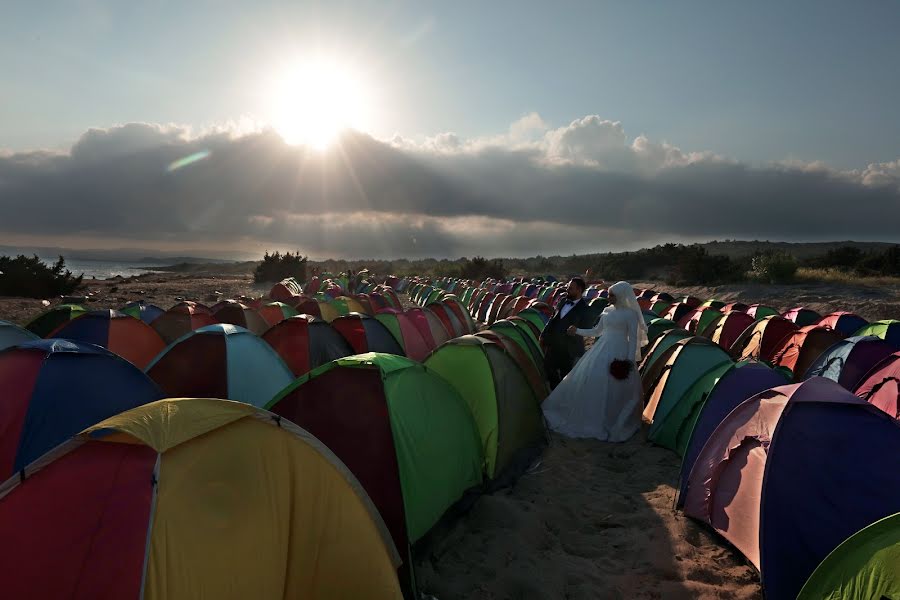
253;251;308;284
459;256;507;282
751;251;798;284
0;255;83;298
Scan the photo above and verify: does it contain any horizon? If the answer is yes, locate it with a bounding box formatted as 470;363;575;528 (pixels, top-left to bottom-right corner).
2;2;899;258
4;238;898;267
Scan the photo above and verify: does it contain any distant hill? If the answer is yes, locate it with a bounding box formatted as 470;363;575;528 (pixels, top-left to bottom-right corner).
700;240;896;259
0;245;251;263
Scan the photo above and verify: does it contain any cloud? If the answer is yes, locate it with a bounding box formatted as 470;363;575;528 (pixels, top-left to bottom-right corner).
1;116;898;259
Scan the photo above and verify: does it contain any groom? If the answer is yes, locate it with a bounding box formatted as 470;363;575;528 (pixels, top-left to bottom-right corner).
540;277;594;389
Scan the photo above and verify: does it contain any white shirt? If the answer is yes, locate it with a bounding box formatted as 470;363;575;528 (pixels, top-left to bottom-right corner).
560;297;581;319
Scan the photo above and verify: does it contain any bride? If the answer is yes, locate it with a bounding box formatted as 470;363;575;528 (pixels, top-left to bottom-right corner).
542;281;648;442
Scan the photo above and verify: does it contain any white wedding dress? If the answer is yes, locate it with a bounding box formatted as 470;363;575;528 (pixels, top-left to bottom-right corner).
542;305;643;442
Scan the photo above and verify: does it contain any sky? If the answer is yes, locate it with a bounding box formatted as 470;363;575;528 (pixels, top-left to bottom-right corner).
1;1;899;260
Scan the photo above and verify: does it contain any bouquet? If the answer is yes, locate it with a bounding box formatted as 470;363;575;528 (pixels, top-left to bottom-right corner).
609;359;634;380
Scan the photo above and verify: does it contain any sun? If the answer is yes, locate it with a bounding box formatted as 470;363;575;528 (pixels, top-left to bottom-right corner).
268;57;373;150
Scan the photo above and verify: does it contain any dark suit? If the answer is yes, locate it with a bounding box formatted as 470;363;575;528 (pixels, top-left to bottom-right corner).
540;297;594;389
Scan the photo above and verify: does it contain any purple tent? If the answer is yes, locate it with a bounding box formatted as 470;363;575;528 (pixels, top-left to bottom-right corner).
677;361;789;507
803;335;897;391
682;378;900;600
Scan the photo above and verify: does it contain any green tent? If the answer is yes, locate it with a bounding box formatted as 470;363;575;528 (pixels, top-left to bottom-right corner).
425;336;544;479
650;300;672;316
648;360;735;453
586;297;608;324
267;353;483;547
516;307;549;336
490;319;543;370
698;299;725;310
642;337;732;439
647;318;679;344
25;303;87;337
854;320;900;347
639;327;692;376
798;512;900;600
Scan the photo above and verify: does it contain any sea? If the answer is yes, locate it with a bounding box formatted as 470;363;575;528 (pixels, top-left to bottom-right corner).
39;258;168;281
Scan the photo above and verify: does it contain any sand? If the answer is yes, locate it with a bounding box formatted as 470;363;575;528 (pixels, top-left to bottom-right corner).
414;430;761;600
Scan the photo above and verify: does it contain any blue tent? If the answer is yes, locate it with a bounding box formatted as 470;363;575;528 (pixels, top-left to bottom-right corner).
803;335;896;390
0;339;163;476
682;378;900;600
0;320;39;352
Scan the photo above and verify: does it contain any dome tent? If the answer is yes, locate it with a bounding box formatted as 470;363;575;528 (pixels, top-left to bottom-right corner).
0;398;402;599
146;324;293;408
424;336;545;480
682;378;900;600
262;315;353;378
267;354;482;597
48;309;166;369
0;320;38;351
0;339;163;478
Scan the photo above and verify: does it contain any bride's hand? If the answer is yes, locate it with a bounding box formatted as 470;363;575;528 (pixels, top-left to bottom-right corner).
566;325;577;336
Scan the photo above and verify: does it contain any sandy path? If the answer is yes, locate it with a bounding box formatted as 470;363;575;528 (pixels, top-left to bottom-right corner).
415;430;761;600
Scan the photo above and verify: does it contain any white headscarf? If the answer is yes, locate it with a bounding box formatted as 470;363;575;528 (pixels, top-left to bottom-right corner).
609;281;649;361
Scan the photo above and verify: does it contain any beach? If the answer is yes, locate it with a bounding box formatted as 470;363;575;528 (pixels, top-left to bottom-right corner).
4;270;900;599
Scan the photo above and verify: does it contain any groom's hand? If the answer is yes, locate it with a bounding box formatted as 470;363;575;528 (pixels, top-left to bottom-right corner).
566;325;577;336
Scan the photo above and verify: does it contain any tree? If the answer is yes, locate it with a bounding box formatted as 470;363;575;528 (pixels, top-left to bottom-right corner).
0;255;83;298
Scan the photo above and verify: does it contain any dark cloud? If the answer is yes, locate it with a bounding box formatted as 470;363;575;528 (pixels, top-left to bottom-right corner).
1;118;898;259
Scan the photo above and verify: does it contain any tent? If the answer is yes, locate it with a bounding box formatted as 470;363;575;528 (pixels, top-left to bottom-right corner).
769;324;844;380
151;301;217;345
427;302;466;338
855;351;900;419
442;297;477;334
120;301;165;325
0;398;402;599
676;362;790;501
146;324;293;408
651;292;675;304
424;336;545;480
646;318;679;345
268;277;303;300
406;307;452;350
586;297;609;324
819;311;869;337
682;378;900;600
262;315;353;377
678;306;722;335
642;337;732;434
721;301;750;314
375;310;431;362
489;318;544;371
48;309;166;370
662;302;694;324
25;304;85;338
258;301;300;327
803;335;896;390
729;315;799;362
855;320;900;348
331;313;405;356
212;301;269;336
782;306;822;327
798;512;900;600
639;328;692;375
701;310;756;351
266;354;482;595
698;299;725;310
475;330;548;402
649;299;672;316
332;295;369;316
680;295;702;308
746;304;780;320
0;339;162;477
314;299;341;322
0;320;38;351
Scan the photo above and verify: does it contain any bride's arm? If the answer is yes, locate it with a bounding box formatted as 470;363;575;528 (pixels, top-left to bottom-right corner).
575;314;604;337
